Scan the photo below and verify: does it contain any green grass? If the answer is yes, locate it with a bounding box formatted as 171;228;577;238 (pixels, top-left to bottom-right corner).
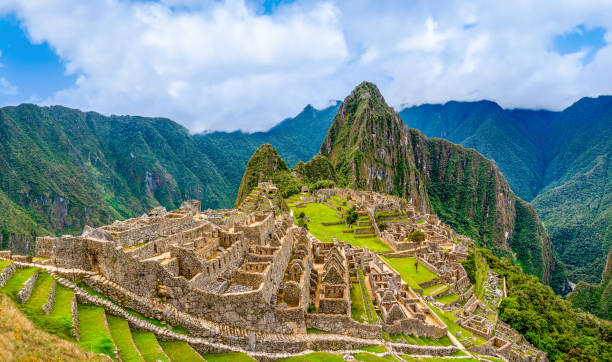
131;330;169;362
6;271;76;340
288;202;391;251
358;269;377;323
201;352;256;361
427;304;486;347
436;293;459;304
2;267;38;298
350;282;368;323
159;340;204;361
349;268;377;324
358;345;387;353
79;283;188;334
380;257;437;290
422;284;448;297
47;285;76;339
0;259;11;272
77;305;116;357
23;271;54;310
306;327;330;334
106;315;144;362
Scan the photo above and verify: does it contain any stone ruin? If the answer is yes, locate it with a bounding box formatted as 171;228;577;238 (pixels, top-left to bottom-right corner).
0;183;546;360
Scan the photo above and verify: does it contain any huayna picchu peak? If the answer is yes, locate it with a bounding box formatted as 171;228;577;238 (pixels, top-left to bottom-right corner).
319;82;566;294
0;82;610;362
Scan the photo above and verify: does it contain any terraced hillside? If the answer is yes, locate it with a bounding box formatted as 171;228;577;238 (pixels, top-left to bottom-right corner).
0;261;204;362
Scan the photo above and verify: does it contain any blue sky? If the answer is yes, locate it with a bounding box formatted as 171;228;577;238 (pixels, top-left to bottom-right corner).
0;0;610;132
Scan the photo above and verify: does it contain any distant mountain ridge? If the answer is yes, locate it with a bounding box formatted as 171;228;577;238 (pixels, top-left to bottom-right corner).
399;96;612;286
235;82;567;294
0;87;608;296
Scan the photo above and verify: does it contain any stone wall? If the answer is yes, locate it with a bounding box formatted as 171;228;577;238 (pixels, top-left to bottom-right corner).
17;270;39;303
0;261;16;287
388;343;458;356
305;314;381;339
71;294;80;341
43;281;57;315
383;318;447;339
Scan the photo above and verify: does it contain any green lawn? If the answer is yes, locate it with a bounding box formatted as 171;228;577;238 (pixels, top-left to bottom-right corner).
289;202;391;251
380;257;437;290
436;293;459;304
422;284;448;297
201;352;256;361
47;285;76;339
427;304;487;347
159;340;204;361
350;282;369;323
350;268;377;324
357;345;387;353
106;315;144;362
131;330;169;362
23;271;54;310
306;328;330;334
2;267;38;298
77;305;116;357
0;259;11;272
359;269;377;323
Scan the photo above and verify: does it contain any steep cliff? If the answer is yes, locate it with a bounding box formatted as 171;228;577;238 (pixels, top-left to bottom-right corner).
320;82;566;292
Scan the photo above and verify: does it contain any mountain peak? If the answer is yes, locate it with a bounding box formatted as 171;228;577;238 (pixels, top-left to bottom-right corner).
234;143;289;207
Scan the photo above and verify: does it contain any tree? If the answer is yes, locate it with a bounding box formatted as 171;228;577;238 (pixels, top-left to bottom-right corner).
408;230;426;272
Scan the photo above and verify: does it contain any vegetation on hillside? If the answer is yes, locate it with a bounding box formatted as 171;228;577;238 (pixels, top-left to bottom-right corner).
400;96;612;289
476;248;612;361
318;81;565;293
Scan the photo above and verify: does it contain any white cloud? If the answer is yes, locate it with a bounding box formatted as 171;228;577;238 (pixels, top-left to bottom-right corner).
0;77;17;95
1;0;612;131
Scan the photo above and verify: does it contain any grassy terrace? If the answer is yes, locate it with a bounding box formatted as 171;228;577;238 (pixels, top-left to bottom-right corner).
77;305;116;357
422;284;448;297
2;267;38;298
21;272;75;340
288;201;391;251
380;257;437;290
107;315;144;362
427;304;487;347
159;340;205;361
350;268;377;323
383;331;453;346
0;258;11;272
436;293;459;304
131;330;170;362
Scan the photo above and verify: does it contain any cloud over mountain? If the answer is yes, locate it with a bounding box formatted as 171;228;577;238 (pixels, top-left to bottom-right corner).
1;0;611;132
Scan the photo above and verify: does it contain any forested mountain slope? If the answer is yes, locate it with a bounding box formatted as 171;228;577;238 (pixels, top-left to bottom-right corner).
400;97;612;286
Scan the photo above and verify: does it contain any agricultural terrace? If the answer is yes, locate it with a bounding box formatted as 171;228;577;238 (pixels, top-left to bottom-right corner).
380;256;437;290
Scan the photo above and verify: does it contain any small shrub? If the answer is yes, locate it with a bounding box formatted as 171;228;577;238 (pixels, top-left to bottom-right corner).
345;207;358;225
